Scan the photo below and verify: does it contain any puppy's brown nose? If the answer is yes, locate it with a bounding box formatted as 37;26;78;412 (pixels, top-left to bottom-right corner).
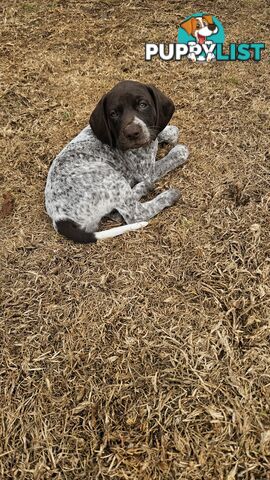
124;123;141;140
208;23;216;31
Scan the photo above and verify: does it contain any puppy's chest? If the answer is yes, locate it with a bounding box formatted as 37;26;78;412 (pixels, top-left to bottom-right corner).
110;141;158;184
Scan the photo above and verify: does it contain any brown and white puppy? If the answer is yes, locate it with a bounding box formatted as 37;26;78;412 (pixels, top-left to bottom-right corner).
45;80;189;243
180;15;218;44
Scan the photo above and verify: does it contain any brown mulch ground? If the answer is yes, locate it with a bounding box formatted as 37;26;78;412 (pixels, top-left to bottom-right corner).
1;1;270;479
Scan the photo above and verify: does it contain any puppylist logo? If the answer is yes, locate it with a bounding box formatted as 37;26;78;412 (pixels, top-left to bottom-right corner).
145;12;265;62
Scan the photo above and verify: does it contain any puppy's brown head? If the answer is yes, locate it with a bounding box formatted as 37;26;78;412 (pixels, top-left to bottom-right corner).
90;80;175;151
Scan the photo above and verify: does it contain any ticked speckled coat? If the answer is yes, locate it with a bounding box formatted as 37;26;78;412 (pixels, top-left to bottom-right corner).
45;81;189;243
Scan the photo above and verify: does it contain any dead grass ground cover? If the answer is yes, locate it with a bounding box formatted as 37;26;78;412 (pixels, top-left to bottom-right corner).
1;0;270;478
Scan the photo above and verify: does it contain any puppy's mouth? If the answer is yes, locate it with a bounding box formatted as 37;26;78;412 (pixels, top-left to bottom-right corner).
197;33;206;45
118;132;154;151
196;25;218;44
119;138;151;151
118;126;158;151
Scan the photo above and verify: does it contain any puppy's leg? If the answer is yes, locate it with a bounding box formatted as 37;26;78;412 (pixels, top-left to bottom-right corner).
158;126;179;146
153;144;189;182
108;183;149;222
117;188;181;223
132;181;154;200
108;181;153;222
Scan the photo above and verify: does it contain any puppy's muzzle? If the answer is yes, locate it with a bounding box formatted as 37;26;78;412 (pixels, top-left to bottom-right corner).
123;123;142;141
119;119;150;150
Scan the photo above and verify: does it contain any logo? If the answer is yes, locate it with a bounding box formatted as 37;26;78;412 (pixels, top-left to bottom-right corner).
177;13;224;62
145;12;265;62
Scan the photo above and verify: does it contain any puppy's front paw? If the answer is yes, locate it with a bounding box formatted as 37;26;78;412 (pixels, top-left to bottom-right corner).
158;125;179;146
168;144;189;164
165;126;180;145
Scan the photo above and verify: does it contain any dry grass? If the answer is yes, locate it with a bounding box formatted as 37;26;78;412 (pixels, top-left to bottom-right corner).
1;1;270;479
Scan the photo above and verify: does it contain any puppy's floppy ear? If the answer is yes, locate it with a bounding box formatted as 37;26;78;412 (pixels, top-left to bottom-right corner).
202;15;214;25
180;17;196;36
89;94;114;147
147;84;175;133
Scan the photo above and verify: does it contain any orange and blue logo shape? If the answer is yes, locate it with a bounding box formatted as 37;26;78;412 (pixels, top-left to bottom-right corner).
145;12;265;62
178;13;224;62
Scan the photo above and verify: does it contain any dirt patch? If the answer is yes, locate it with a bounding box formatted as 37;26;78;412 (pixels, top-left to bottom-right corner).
1;1;269;479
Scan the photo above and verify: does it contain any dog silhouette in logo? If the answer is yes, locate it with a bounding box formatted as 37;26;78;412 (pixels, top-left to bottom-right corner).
180;15;219;62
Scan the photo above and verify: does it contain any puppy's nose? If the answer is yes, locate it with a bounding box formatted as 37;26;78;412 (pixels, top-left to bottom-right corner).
208;23;216;31
124;123;141;140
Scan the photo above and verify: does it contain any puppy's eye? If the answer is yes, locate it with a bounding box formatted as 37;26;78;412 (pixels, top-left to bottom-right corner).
138;101;148;110
110;110;119;119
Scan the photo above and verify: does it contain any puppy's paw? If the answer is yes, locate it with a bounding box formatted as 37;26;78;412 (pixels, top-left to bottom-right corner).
166;188;181;205
158;125;180;146
187;52;197;62
206;53;216;62
168;126;180;146
168;144;189;164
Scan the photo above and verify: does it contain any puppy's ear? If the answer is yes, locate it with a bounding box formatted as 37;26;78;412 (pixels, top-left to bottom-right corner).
89;95;114;147
147;84;175;133
202;15;214;25
180;17;196;35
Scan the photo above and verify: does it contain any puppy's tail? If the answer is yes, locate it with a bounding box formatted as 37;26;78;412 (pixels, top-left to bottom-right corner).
55;219;148;244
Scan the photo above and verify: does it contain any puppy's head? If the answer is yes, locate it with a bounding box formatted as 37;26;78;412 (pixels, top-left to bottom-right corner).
181;15;218;42
90;80;175;151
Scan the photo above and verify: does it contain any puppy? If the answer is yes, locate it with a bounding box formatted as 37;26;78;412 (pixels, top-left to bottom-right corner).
45;80;189;243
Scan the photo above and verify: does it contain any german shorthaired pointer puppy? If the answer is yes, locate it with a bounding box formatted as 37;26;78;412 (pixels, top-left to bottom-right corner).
45;80;189;243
